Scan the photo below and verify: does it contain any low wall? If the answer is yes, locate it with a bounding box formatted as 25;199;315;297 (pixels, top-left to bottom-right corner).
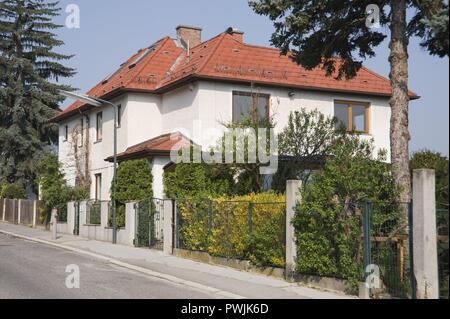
57;201;136;246
173;248;285;279
293;274;352;295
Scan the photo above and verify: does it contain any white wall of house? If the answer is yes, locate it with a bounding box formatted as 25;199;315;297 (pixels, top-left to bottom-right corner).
151;157;172;199
194;80;392;160
59;79;392;201
161;83;200;137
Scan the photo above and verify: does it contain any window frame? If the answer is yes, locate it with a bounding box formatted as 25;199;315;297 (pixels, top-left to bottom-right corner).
232;91;270;123
117;104;122;128
334;100;370;134
63;125;68;142
94;173;102;201
96;112;103;142
79;117;84;148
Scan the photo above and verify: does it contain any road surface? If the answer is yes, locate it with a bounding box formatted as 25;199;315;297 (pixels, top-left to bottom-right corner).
0;233;216;299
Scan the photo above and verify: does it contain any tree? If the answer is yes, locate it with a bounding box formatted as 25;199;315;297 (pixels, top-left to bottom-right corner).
37;154;88;224
219;105;277;194
0;182;27;198
410;150;449;209
249;0;449;205
0;0;75;187
273;108;343;192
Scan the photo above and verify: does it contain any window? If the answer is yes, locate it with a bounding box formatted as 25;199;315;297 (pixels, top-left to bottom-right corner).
64;125;68;141
96;112;103;142
117;105;122;128
79;118;84;147
232;91;270;123
334;101;370;134
95;174;102;200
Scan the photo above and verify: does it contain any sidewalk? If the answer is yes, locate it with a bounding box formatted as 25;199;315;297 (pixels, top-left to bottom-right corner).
0;222;355;299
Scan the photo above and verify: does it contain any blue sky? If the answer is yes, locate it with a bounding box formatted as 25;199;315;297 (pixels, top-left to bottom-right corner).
54;0;449;156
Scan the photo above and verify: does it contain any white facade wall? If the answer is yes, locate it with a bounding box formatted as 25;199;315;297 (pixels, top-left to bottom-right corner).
194;81;392;159
59;80;392;201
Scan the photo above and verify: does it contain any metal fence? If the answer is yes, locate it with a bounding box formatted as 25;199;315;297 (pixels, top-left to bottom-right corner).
86;201;102;225
135;198;165;250
175;198;286;268
56;202;68;223
363;201;412;299
437;208;449;299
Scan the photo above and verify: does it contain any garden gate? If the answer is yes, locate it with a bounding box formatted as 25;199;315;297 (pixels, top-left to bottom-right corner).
134;198;167;250
362;201;414;298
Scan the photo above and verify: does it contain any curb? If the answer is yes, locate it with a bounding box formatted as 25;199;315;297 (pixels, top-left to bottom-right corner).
0;229;245;299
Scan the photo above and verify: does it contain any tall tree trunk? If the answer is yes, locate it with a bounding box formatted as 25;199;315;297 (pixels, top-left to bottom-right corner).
389;0;411;206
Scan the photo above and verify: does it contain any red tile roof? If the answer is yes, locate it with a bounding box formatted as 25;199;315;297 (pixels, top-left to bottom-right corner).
107;132;192;162
53;31;419;122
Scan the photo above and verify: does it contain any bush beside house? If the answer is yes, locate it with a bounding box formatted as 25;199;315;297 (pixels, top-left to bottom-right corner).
0;183;27;199
110;159;153;227
294;135;402;290
37;154;88;224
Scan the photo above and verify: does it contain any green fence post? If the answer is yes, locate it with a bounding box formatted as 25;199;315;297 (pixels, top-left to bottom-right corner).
208;200;213;241
363;200;372;294
248;202;253;234
175;200;180;249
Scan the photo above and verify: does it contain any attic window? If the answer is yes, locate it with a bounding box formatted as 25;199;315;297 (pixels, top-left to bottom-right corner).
102;72;114;84
129;45;156;69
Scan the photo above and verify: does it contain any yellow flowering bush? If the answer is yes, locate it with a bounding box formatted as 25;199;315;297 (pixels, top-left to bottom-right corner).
177;192;286;268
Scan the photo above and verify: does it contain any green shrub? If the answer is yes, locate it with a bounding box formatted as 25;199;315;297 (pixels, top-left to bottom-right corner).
164;161;235;200
110;159;153;228
37;154;89;224
178;192;286;268
294;135;402;291
0;183;27;199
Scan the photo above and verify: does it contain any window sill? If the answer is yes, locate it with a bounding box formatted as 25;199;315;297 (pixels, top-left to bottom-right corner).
94;140;103;144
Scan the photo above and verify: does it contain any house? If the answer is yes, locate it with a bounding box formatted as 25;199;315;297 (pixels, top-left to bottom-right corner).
52;25;419;200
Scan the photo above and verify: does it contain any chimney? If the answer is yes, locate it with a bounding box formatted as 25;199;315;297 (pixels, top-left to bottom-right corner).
176;25;202;49
226;27;244;43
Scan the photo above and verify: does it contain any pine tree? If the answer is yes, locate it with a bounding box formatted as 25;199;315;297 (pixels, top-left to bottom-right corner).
0;0;75;188
249;0;449;205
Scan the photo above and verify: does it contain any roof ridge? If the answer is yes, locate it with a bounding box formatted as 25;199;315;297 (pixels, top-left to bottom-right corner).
190;32;224;51
122;36;171;88
196;33;227;75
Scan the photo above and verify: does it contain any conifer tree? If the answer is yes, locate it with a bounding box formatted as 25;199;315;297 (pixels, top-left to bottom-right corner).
0;0;75;187
250;0;448;204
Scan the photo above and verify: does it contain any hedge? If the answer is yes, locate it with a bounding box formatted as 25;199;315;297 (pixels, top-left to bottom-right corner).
177;192;286;268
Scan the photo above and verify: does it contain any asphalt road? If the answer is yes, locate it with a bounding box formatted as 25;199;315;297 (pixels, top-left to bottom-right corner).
0;233;216;299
